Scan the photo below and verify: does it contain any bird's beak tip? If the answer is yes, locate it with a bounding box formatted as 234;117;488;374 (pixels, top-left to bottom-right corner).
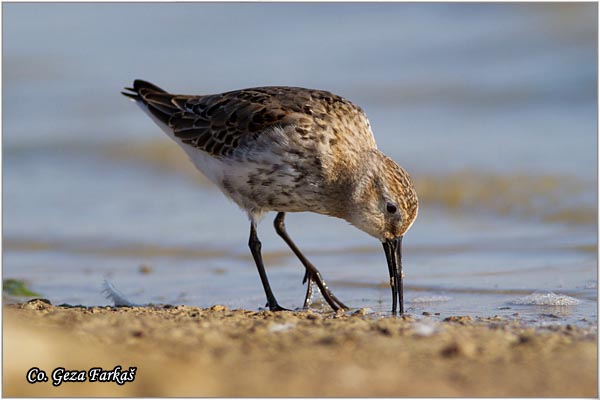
382;237;404;314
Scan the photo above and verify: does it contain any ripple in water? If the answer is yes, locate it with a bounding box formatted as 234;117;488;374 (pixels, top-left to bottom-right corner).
410;295;452;303
511;291;580;306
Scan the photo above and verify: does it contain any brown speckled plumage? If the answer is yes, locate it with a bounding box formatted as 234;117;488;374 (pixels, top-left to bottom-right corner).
123;79;418;313
126;81;374;159
123;80;417;237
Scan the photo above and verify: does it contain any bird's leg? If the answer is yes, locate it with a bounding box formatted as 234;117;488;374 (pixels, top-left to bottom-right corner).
248;222;288;311
273;212;348;311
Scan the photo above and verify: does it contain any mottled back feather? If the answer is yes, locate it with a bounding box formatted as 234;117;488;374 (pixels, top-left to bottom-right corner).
122;80;373;158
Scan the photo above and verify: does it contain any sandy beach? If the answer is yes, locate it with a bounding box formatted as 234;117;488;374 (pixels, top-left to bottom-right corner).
4;299;597;397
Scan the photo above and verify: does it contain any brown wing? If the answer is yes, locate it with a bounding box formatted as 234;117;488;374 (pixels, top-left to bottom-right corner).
122;80;369;157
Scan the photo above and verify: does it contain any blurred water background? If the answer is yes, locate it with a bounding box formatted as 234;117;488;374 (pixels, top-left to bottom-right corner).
3;3;597;325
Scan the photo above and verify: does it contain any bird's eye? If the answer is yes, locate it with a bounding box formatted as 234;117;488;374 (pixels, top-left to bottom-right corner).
386;202;398;214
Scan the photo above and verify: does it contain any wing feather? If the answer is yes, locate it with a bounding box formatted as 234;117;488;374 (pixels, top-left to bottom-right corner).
122;80;372;157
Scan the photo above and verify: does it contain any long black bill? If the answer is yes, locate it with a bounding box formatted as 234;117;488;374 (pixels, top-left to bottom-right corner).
383;237;403;314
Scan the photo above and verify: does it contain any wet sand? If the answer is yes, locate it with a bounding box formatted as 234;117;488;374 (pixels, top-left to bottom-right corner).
4;299;597;397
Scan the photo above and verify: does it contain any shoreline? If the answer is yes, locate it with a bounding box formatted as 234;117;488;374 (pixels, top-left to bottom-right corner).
4;299;597;397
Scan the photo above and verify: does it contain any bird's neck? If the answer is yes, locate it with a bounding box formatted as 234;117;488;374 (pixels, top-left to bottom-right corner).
323;149;383;220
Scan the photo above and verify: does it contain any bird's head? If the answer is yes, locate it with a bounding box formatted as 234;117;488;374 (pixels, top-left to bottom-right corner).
345;150;418;241
341;149;418;313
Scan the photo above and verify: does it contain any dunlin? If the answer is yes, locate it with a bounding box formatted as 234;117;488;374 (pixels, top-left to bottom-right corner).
122;80;418;313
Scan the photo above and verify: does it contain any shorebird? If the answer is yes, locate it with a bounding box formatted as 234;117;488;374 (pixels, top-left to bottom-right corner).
122;80;418;313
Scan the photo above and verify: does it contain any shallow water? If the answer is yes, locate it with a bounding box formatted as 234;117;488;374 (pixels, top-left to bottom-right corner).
3;3;597;326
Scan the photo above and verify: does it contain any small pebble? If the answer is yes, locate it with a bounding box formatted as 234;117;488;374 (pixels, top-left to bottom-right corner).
23;298;52;311
352;308;369;316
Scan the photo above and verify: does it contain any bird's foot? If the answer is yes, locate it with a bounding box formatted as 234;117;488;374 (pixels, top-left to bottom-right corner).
265;302;291;312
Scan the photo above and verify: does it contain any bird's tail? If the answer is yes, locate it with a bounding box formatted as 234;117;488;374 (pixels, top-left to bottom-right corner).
121;79;167;100
122;79;184;126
